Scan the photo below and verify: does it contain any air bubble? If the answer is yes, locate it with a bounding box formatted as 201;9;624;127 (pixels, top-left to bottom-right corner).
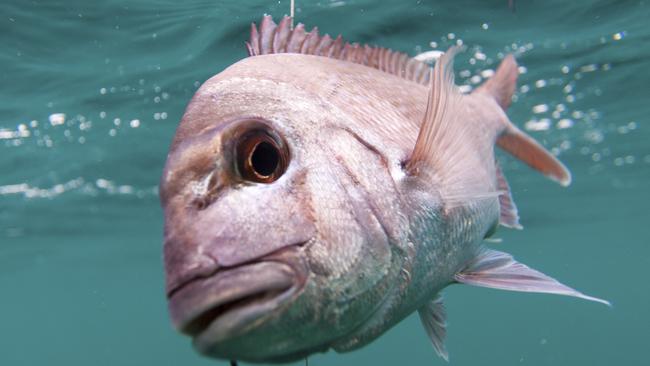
532;104;549;114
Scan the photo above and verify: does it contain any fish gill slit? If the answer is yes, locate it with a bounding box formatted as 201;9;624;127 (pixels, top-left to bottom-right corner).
339;126;408;219
332;151;393;245
290;168;320;240
339;127;390;170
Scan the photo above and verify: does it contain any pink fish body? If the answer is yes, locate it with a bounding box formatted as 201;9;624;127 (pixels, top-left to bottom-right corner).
160;15;608;363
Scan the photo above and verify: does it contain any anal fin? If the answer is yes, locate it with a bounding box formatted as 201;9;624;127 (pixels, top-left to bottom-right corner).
455;249;610;306
495;162;522;229
418;294;449;361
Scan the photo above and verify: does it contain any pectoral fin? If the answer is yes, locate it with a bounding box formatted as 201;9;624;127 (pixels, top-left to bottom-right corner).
418;294;449;361
455;249;610;306
405;46;464;177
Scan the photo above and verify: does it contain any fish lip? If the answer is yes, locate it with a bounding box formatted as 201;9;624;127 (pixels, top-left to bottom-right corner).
165;240;310;299
168;247;307;342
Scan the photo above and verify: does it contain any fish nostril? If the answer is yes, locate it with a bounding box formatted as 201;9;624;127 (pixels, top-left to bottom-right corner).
194;197;209;210
192;172;224;210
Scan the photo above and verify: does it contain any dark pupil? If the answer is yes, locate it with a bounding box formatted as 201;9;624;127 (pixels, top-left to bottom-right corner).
250;141;279;177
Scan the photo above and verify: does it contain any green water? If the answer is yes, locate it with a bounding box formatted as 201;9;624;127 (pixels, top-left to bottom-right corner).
1;1;648;365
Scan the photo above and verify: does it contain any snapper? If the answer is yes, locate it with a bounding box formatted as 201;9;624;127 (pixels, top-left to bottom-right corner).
160;15;608;364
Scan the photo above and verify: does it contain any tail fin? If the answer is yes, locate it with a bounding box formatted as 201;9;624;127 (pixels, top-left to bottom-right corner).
475;55;572;186
497;126;572;186
476;54;518;110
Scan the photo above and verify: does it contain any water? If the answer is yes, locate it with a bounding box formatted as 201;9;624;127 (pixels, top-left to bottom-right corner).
1;1;648;365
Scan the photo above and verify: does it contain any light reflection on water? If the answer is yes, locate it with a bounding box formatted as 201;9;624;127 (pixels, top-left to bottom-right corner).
0;177;157;199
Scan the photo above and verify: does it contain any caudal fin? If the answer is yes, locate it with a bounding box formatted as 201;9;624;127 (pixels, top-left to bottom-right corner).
475;55;572;186
476;54;518;110
497;126;572;186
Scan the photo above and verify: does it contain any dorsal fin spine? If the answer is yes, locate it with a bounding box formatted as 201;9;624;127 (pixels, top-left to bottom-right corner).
273;16;291;53
247;22;260;56
258;15;276;55
315;34;331;56
301;26;319;54
286;23;306;53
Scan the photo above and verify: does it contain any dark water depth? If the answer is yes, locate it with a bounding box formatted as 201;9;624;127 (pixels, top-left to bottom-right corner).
1;1;649;365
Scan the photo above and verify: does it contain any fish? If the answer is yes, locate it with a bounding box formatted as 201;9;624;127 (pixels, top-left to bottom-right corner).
159;15;609;364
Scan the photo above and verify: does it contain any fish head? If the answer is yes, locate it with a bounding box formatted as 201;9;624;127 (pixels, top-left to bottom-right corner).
160;55;400;363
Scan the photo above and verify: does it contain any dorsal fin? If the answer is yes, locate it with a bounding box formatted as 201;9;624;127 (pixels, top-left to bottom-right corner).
246;15;430;85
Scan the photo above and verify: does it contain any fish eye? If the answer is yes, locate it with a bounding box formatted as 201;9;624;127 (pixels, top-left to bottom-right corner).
235;128;289;183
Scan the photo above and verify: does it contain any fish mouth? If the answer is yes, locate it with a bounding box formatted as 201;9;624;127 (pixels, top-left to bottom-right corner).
168;258;304;344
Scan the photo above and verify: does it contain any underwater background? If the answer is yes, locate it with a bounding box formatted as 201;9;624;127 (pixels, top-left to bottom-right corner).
1;0;648;365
